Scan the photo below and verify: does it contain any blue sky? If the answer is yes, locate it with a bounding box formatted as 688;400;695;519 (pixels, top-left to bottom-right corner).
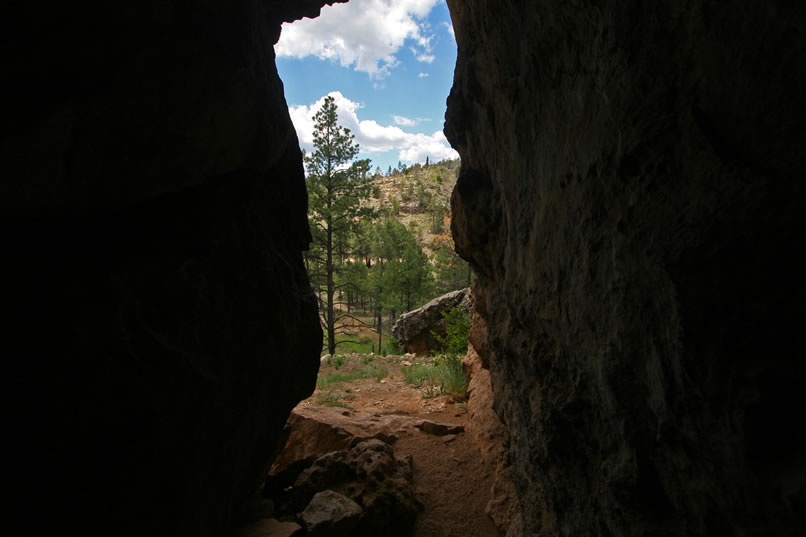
275;0;458;172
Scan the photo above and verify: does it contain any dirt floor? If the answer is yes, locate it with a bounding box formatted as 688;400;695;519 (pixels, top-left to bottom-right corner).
295;353;502;537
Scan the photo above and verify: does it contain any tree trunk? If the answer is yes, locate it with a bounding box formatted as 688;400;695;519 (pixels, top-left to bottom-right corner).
326;218;336;356
377;307;383;354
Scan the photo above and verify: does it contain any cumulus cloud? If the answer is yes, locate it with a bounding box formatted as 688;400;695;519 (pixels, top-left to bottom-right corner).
416;54;436;63
289;92;458;163
394;115;417;127
442;21;455;40
418;72;430;78
277;0;440;78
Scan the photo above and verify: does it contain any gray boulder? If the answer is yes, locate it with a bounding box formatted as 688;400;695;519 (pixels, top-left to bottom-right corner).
392;288;471;354
300;490;362;537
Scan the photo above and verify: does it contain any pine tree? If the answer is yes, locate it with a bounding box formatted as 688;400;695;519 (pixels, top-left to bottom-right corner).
306;95;372;355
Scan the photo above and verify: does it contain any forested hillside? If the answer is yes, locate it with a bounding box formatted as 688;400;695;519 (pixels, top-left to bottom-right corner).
303;97;468;354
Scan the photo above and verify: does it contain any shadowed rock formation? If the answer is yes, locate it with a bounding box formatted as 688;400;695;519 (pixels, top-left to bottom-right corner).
446;1;806;536
2;2;345;536
392;288;470;354
4;0;805;536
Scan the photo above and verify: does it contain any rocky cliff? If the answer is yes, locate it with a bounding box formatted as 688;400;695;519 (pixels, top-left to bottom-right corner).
446;0;806;535
2;2;343;536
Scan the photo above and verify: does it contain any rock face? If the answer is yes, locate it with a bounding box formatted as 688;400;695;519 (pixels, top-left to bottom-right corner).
2;2;344;536
463;345;522;537
392;288;471;354
446;1;806;536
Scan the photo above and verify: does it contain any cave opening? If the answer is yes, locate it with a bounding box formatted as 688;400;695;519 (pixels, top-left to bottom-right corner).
5;1;805;537
246;2;514;536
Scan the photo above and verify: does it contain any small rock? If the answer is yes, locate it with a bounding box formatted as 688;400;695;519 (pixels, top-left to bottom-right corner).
238;518;302;537
442;434;456;443
300;490;362;537
401;360;412;366
417;420;465;436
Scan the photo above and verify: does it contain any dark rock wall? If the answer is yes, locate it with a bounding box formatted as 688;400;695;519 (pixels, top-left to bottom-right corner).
446;1;806;535
2;2;342;535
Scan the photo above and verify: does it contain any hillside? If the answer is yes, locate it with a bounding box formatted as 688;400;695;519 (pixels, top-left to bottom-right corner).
368;158;461;258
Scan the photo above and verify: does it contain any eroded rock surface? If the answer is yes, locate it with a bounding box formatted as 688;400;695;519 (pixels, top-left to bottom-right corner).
464;346;522;537
446;0;806;535
266;439;422;537
392;288;470;354
2;2;339;535
300;490;362;537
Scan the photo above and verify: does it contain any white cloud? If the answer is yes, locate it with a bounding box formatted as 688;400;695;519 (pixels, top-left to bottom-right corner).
277;0;441;78
442;21;455;40
416;54;436;63
289;91;458;163
394;115;417;126
418;72;430;78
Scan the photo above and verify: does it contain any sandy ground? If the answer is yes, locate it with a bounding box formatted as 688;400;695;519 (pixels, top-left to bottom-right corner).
296;354;502;537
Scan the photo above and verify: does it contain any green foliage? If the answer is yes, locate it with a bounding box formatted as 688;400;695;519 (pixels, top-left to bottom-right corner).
401;185;414;202
433;247;471;295
325;354;345;369
401;355;467;399
305;96;374;355
433;306;471;355
372;219;435;314
433;355;466;398
416;180;431;209
385;338;402;355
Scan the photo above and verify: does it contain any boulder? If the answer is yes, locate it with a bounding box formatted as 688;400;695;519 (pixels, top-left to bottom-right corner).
270;407;419;474
300;490;362;537
392;288;471;354
266;439;422;537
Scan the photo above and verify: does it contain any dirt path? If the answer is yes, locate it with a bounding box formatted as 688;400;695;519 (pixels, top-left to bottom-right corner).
296;354;501;537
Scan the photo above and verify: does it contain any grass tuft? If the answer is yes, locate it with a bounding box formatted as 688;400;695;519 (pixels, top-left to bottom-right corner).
317;364;388;389
402;355;466;399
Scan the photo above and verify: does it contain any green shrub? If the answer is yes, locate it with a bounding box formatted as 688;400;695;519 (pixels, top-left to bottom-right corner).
326;354;345;369
433;355;466;399
385;338;402;355
401;355;466;400
433;306;471;355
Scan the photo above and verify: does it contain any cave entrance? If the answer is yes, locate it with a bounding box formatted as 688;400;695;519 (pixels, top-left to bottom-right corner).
234;2;511;536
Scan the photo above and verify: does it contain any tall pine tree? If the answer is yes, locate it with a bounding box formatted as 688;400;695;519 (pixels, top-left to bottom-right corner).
306;96;372;355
